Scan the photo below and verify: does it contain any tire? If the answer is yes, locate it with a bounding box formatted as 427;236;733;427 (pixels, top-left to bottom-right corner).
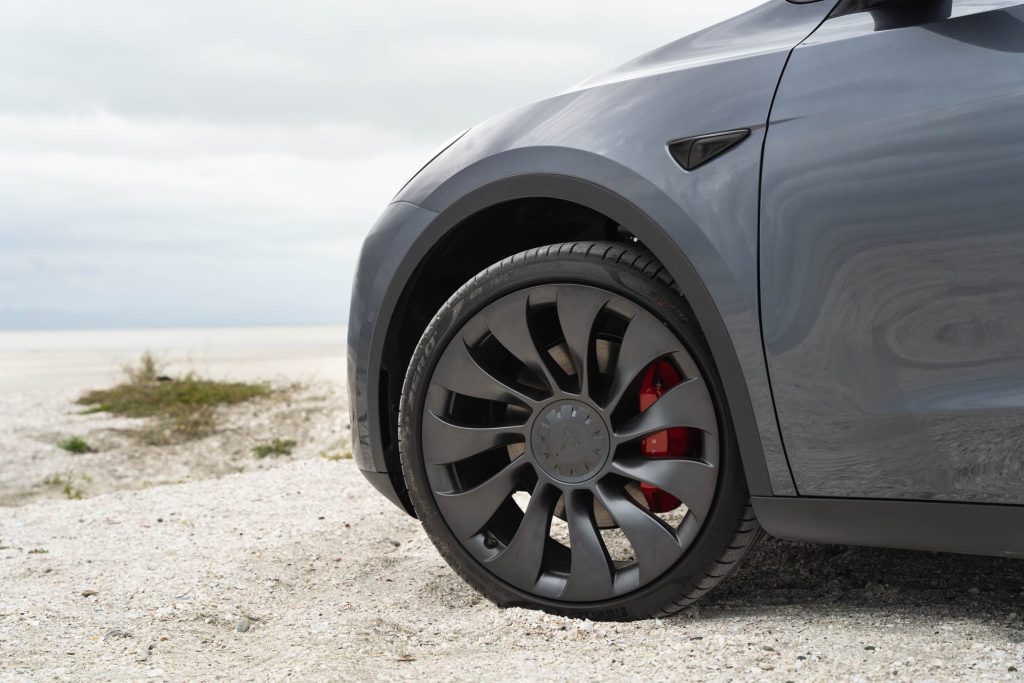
398;241;761;620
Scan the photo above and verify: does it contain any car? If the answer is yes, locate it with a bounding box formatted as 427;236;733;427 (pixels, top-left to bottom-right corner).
347;0;1024;620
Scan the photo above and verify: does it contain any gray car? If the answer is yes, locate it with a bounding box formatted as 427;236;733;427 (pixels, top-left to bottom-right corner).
347;0;1024;620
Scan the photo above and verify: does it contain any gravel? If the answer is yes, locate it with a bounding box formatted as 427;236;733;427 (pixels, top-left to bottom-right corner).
2;381;1024;680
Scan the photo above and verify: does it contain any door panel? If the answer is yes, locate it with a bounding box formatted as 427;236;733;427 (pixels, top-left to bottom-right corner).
761;1;1024;503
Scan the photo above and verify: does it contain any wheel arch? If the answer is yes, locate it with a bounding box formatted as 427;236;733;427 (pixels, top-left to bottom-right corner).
360;164;779;513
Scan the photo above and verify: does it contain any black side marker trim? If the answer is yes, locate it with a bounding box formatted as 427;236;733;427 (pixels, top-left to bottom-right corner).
668;129;751;171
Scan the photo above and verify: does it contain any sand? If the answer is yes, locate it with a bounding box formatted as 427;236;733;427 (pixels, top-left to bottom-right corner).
2;327;1022;681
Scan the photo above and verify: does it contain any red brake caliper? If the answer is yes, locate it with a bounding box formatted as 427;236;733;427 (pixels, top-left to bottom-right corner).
638;360;692;513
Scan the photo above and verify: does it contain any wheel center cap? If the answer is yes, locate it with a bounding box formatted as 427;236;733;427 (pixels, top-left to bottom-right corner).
531;400;610;483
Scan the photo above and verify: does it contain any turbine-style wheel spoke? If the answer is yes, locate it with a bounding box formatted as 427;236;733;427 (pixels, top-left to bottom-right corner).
432;337;539;407
482;291;559;395
486;482;559;590
422;411;525;465
435;460;531;539
605;311;684;411
611;455;717;523
420;281;728;607
555;286;609;399
561;490;614;600
614;377;717;443
594;482;684;582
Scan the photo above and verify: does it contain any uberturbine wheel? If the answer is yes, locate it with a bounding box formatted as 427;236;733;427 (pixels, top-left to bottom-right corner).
399;242;761;620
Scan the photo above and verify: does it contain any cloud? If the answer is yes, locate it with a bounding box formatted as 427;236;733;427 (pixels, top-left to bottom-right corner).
0;0;763;329
0;111;423;328
0;113;418;160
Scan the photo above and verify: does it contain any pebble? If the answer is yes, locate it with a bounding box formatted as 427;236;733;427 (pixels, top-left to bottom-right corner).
104;629;132;640
235;617;252;633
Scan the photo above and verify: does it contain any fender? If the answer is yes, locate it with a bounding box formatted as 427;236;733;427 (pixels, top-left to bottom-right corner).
349;149;793;506
349;0;842;510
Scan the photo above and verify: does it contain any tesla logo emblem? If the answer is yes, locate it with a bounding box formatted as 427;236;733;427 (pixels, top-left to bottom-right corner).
560;431;579;452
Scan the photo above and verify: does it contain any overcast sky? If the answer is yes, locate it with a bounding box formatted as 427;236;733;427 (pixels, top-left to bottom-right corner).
0;0;762;330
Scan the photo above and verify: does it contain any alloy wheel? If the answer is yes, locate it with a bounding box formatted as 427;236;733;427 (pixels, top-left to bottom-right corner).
420;283;720;602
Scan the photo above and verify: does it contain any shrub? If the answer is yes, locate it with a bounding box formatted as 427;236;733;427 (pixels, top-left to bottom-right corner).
78;353;271;445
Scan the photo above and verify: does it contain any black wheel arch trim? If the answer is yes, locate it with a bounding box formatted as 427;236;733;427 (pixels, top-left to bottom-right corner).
351;163;791;511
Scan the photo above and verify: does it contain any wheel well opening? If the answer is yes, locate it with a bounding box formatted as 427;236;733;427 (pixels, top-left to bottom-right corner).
379;197;647;509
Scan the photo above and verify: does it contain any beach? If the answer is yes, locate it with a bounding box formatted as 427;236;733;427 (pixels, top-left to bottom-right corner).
1;326;1022;681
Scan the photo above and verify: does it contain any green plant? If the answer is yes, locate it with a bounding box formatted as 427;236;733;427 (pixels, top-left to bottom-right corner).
252;438;297;459
57;436;95;454
77;353;271;444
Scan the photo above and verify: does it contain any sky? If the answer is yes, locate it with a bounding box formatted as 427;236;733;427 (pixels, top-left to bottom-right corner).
0;0;762;330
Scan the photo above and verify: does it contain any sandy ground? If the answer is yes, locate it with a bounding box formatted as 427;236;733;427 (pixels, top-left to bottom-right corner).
2;328;1024;681
0;382;348;508
0;326;348;508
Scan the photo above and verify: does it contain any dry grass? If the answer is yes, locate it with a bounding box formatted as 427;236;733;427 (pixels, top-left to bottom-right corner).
40;471;90;499
77;353;272;445
319;448;352;461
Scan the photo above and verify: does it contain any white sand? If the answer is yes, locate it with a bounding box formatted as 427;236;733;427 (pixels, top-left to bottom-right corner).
1;328;1022;681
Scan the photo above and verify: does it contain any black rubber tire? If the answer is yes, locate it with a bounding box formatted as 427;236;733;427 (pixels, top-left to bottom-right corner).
398;241;762;620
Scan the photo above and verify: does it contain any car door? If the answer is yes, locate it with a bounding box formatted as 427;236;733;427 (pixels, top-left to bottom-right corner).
760;0;1024;504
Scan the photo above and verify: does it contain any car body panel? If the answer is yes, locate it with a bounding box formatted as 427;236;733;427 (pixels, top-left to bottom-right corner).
349;0;839;507
753;495;1024;557
761;0;1024;503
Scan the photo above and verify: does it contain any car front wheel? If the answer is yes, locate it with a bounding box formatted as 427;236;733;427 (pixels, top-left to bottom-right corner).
399;242;761;620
